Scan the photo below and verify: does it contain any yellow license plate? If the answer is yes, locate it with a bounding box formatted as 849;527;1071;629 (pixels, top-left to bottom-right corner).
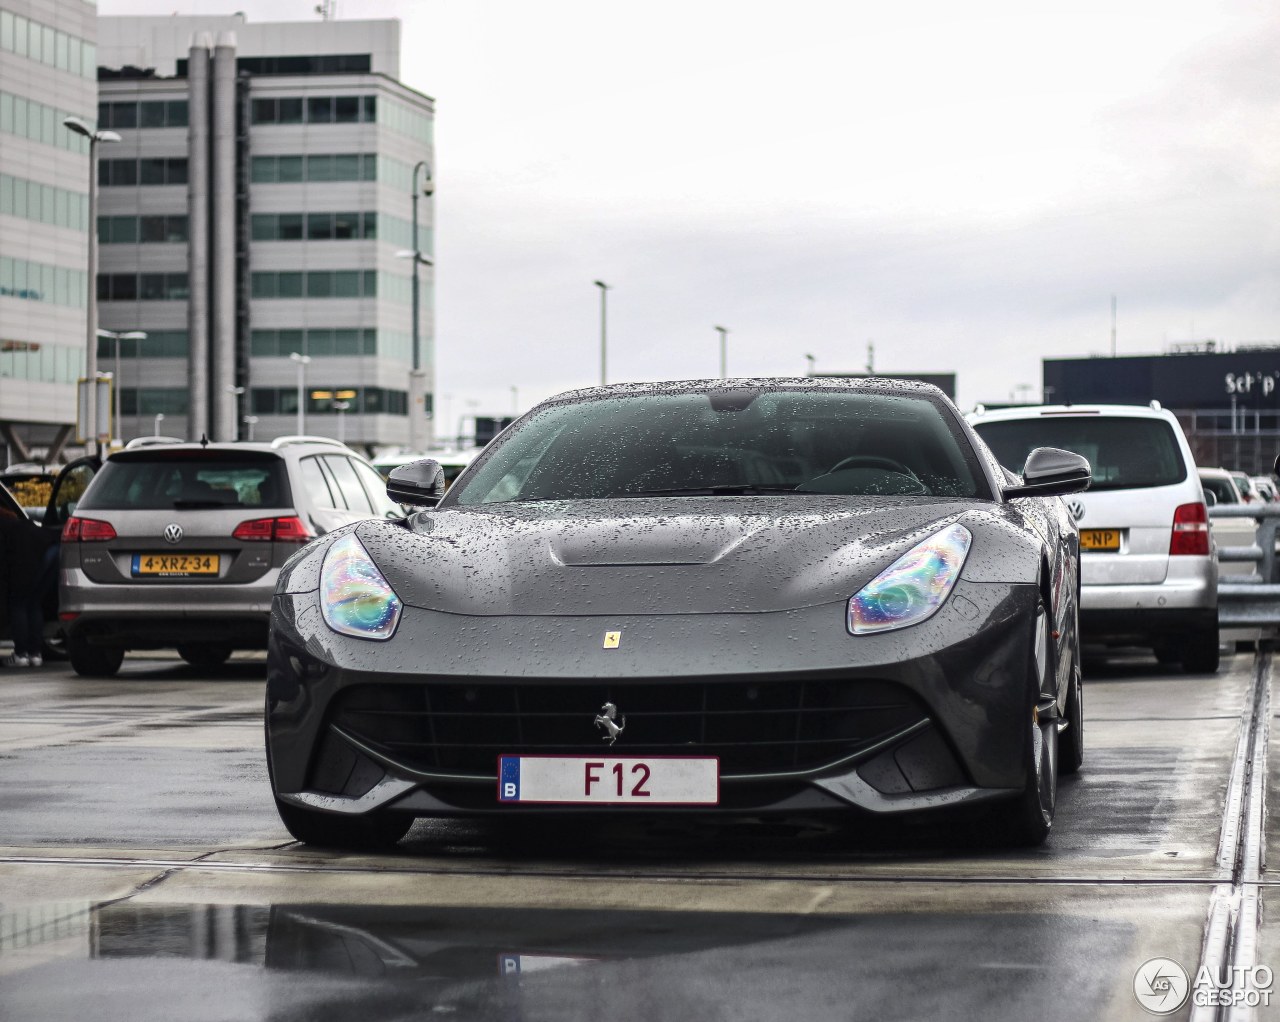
1079;529;1120;552
132;553;220;577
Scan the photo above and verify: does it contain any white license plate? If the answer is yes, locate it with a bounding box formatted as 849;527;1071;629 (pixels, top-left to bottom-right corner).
498;755;719;805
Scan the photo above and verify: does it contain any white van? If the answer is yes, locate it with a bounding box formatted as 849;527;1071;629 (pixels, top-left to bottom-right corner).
969;403;1219;673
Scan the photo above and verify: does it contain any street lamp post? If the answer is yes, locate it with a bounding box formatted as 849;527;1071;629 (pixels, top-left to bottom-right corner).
288;352;311;435
804;353;816;377
594;280;610;385
242;415;259;441
403;159;434;452
96;329;146;445
64;116;122;456
715;326;729;379
153;412;165;437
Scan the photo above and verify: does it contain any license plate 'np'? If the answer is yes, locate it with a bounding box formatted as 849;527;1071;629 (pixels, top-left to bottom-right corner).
1079;529;1120;552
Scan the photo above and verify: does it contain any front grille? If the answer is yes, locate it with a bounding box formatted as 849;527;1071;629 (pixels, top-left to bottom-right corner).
329;678;928;778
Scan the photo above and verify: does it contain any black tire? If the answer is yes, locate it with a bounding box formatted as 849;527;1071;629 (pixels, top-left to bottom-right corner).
1180;627;1220;674
1060;666;1084;775
273;797;413;851
68;636;124;677
178;644;233;670
989;602;1057;847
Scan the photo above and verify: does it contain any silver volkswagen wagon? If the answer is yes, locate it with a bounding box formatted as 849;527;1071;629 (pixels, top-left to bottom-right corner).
969;402;1218;673
58;436;402;676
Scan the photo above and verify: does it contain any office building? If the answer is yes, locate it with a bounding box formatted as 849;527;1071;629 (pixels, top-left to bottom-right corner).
96;14;434;448
0;0;96;462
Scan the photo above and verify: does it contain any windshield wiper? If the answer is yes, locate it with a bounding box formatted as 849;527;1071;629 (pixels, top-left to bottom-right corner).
616;484;798;497
172;499;241;509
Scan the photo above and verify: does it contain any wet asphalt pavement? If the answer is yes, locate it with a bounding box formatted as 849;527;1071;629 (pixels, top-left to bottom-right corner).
0;649;1273;1021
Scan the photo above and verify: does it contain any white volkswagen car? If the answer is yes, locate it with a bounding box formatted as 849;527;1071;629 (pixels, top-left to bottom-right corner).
969;403;1218;673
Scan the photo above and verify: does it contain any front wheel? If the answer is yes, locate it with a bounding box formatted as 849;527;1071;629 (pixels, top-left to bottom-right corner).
989;603;1057;846
68;636;124;677
274;797;413;850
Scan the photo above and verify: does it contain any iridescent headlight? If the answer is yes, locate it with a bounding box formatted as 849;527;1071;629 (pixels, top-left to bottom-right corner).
320;533;403;640
848;523;972;634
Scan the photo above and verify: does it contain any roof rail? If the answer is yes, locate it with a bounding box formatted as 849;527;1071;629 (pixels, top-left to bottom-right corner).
269;435;348;450
124;436;186;450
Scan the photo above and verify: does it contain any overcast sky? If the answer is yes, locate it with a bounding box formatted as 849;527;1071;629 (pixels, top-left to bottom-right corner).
101;0;1280;424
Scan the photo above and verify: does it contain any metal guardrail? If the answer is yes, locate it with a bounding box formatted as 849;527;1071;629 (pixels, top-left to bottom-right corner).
1209;504;1280;626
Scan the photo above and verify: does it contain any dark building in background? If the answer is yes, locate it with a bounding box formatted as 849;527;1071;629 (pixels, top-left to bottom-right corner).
1043;347;1280;474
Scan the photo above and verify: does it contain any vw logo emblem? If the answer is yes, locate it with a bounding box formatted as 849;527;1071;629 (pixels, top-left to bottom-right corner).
163;523;183;544
1067;500;1085;522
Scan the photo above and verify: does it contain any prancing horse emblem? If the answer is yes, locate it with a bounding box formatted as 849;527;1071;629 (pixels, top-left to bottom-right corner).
594;702;626;745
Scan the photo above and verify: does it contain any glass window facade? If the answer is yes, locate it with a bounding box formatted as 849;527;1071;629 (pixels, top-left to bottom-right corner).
0;90;92;154
0;9;95;79
0;173;88;231
250;153;376;183
251;93;376;125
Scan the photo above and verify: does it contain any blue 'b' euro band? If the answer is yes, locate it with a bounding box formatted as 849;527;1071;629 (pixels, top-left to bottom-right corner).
499;757;521;801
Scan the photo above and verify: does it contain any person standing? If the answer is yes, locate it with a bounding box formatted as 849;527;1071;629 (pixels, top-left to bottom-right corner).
1;510;51;668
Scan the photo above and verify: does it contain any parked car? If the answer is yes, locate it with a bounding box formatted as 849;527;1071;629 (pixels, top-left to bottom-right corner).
0;464;58;523
1250;476;1278;502
268;378;1088;850
970;402;1218;673
1231;471;1264;504
59;436;403;677
1197;468;1259;582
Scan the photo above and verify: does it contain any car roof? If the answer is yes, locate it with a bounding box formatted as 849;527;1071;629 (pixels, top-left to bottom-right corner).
109;436;361;463
547;376;952;405
967;402;1177;423
1198;467;1236;480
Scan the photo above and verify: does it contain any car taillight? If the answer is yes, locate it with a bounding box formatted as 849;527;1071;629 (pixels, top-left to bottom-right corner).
1170;502;1210;556
62;516;117;542
232;515;312;542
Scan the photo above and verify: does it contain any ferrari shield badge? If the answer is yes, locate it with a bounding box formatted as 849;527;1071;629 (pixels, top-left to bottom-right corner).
602;630;621;649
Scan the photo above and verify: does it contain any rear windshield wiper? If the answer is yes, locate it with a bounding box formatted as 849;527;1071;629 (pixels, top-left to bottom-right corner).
615;484;798;497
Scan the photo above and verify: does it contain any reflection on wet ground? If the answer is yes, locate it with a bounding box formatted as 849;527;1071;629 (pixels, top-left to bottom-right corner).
2;899;1138;1022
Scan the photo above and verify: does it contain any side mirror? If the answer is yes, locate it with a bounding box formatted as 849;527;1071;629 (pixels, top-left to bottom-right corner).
1003;447;1091;499
387;459;445;507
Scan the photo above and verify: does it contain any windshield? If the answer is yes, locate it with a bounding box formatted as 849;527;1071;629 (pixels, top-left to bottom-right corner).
973;416;1187;492
79;452;291;510
450;389;988;505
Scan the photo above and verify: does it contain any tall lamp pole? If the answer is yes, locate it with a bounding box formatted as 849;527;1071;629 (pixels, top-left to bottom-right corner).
594;280;610;385
96;329;146;446
715;325;729;379
804;353;816;376
289;351;311;435
64;117;121;456
400;159;434;452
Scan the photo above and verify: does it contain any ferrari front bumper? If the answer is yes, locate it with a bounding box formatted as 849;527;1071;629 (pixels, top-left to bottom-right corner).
266;579;1042;819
